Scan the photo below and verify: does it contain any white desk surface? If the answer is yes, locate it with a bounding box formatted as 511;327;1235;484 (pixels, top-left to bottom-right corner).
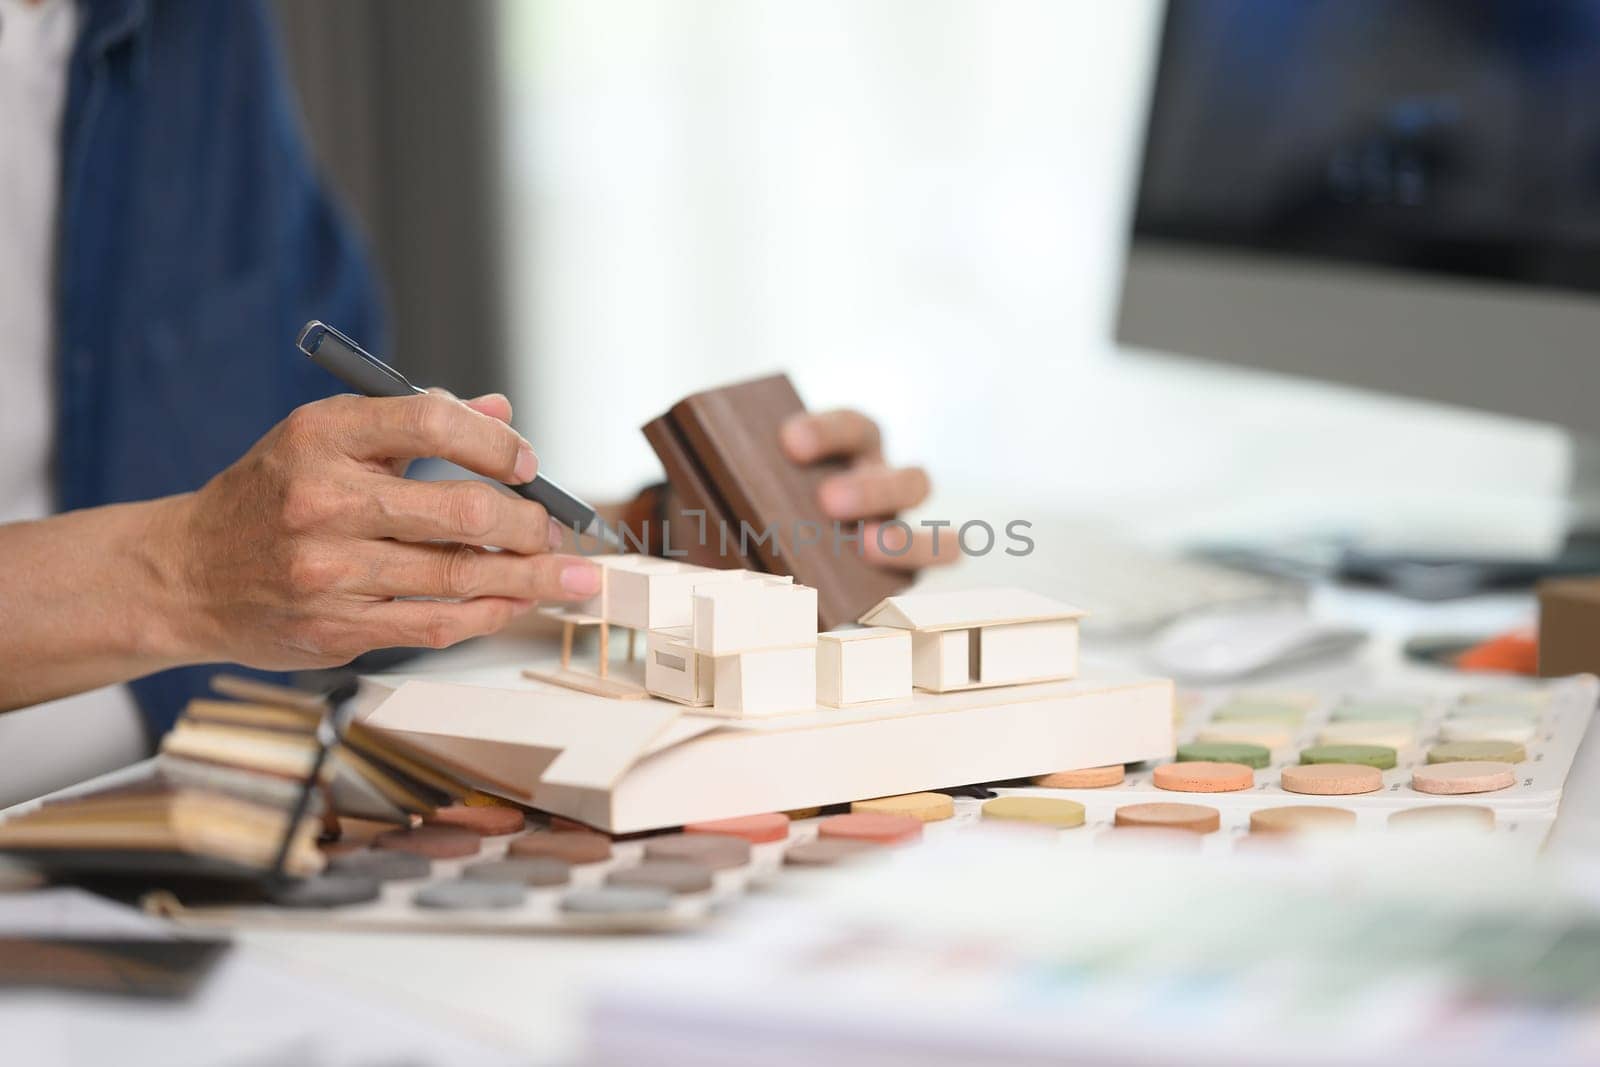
8;583;1600;1064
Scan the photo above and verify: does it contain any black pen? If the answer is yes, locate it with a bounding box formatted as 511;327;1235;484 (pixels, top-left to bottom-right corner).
296;320;622;550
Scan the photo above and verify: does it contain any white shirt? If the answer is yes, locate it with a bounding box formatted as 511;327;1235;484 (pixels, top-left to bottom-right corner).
0;0;145;808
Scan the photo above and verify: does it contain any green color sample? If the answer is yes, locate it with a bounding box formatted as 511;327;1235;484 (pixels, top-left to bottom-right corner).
1447;703;1541;723
1176;741;1272;769
1210;702;1305;726
1299;744;1398;770
1329;702;1424;724
1427;740;1526;765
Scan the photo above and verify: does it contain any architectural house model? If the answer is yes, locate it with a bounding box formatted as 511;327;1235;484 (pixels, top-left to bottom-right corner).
816;627;912;707
858;588;1084;693
532;555;817;716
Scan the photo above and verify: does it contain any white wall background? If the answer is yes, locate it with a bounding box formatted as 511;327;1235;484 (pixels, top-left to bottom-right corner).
497;0;1569;554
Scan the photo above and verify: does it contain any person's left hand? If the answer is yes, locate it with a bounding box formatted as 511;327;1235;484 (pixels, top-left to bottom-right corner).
780;410;954;570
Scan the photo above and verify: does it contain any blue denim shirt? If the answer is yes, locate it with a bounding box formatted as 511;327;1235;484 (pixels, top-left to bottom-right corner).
59;0;386;737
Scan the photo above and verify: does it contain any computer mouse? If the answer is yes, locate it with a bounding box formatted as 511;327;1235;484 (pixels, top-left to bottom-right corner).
1149;603;1366;682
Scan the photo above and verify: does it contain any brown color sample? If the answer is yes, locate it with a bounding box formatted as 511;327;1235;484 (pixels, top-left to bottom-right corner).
643;833;752;870
1248;805;1357;834
1033;765;1125;789
685;813;791;844
1112;802;1221;834
643;374;910;629
1411;761;1517;795
427;804;526;836
1151;761;1254;793
607;861;715;895
783;838;880;866
1279;763;1383;796
817;812;924;845
373;824;482;859
508;831;612;865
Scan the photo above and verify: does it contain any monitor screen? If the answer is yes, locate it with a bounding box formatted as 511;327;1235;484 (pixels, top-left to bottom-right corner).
1133;0;1600;296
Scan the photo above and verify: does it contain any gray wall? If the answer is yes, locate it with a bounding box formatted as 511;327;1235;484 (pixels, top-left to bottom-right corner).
273;0;508;396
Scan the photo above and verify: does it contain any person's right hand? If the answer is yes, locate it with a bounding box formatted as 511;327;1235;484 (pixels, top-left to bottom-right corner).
156;391;601;670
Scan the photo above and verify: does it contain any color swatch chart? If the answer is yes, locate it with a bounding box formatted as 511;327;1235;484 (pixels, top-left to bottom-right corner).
972;675;1600;853
163;676;1597;936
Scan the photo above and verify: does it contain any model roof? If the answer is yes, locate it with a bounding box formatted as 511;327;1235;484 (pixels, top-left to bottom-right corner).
857;587;1086;632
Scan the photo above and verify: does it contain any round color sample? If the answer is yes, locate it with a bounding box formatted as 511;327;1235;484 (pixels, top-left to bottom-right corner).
508;831;612;865
1411;761;1517;795
463;857;572;887
1279;763;1383;796
1193;722;1294;749
1113;802;1221;834
607;861;715;895
1176;741;1272;769
326;850;432;882
980;796;1087;829
1438;718;1537;745
374;824;483;859
1328;701;1424;724
1248;805;1357;835
1209;702;1305;725
851;793;955;823
1426;740;1527;765
1315;722;1415;751
817;812;924;845
561;886;673;915
1447;702;1541;722
643;833;752;870
1152;761;1253;793
1298;744;1397;770
427;803;526;836
414;879;526;910
269;874;381;909
684;812;791;844
1458;689;1548;709
1388;805;1496;832
1033;765;1125;789
783;838;881;867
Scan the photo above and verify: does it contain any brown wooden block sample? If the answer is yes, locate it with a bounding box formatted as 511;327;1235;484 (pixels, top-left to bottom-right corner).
1538;577;1600;677
643;373;909;631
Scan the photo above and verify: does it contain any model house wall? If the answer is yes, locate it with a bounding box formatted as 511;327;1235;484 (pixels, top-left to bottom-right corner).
645;626;714;707
711;645;817;717
691;580;816;656
859;588;1084;693
817;627;912;707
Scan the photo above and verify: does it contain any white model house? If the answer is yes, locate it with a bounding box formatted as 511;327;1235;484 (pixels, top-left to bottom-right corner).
816;627;912;707
857;588;1084;693
535;557;780;700
638;572;818;717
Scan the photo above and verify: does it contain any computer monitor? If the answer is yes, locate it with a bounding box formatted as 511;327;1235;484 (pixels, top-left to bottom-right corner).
1117;0;1600;438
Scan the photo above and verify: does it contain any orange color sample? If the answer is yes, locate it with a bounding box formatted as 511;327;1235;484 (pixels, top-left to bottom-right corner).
685;812;792;844
1152;761;1253;793
816;812;923;846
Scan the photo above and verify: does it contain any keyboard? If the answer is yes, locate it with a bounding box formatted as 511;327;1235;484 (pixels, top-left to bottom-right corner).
917;521;1302;637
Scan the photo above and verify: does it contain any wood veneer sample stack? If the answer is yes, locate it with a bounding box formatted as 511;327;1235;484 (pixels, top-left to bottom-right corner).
642;373;909;630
